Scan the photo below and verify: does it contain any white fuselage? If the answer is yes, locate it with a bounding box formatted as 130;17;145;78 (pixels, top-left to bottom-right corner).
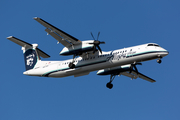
23;43;168;78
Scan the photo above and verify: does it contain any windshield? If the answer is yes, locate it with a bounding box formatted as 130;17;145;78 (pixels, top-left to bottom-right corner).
147;44;160;47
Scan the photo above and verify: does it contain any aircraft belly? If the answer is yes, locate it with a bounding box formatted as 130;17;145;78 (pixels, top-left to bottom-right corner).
48;71;67;78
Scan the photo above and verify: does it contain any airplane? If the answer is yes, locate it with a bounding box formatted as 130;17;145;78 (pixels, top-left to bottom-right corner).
7;17;169;89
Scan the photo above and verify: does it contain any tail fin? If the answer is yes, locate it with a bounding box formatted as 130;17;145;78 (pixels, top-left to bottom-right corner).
7;36;50;71
23;45;39;70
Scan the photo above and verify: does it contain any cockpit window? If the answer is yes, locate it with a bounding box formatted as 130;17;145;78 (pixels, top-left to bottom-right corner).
154;44;160;47
147;44;160;47
147;44;153;46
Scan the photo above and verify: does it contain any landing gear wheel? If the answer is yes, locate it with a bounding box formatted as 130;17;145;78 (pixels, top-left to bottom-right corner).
69;62;75;69
106;82;113;89
157;59;162;64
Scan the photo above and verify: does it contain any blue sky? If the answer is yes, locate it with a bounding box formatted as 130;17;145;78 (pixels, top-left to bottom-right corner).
1;0;179;120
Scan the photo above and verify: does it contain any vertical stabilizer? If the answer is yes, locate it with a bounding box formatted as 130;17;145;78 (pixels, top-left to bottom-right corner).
22;44;39;70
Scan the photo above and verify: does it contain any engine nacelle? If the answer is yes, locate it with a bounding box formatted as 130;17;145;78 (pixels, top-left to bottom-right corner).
97;65;131;75
60;40;94;56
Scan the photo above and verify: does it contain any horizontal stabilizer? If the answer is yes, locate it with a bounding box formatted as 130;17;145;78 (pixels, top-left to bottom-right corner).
7;36;50;58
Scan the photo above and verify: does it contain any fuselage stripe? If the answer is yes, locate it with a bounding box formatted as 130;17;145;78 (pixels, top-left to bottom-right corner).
43;50;167;77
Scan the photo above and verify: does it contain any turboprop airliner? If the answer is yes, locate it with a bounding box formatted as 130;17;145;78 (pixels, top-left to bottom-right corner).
7;17;169;89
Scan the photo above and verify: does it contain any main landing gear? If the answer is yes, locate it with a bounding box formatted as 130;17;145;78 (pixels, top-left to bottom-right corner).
69;62;75;69
106;74;116;89
69;54;77;69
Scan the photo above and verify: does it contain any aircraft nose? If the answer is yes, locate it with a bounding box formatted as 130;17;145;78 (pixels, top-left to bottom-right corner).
160;50;169;57
166;51;169;55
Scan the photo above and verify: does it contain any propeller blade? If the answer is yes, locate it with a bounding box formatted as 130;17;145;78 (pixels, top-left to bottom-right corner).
89;32;104;54
97;45;102;54
91;32;95;40
100;41;105;44
93;46;96;54
97;32;100;40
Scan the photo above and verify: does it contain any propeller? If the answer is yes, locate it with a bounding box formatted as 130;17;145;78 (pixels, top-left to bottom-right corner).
89;32;105;54
129;62;142;73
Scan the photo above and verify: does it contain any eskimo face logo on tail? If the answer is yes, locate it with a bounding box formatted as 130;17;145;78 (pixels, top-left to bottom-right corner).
24;49;37;71
26;54;35;66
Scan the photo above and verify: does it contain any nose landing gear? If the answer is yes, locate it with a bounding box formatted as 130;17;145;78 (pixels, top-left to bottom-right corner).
157;59;162;64
157;55;162;64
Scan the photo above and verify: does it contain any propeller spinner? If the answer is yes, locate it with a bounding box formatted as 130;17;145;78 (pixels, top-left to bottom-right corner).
89;32;105;54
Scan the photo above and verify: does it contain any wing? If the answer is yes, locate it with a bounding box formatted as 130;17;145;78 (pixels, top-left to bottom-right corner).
121;70;156;83
34;17;81;47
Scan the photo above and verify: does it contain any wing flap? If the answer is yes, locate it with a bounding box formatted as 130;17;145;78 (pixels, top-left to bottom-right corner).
121;71;138;79
45;28;70;47
133;71;156;83
34;17;81;46
121;70;156;83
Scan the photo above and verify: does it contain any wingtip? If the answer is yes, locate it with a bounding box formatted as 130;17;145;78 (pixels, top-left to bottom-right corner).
33;17;39;20
7;36;13;39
